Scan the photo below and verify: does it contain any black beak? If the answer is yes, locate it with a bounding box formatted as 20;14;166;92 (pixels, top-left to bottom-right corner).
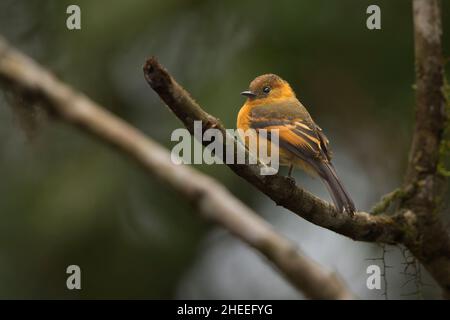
240;90;256;98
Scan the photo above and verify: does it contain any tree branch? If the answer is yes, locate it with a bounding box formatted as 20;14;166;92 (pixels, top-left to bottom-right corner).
402;0;450;299
0;36;353;299
143;57;407;244
142;1;450;297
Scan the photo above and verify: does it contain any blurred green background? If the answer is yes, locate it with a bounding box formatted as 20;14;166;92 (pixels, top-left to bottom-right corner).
0;0;449;299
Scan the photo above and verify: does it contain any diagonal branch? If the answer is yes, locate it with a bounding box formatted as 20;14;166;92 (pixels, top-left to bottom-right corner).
0;36;353;299
143;57;407;244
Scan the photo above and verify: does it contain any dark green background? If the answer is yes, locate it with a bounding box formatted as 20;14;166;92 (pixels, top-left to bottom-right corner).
0;0;449;299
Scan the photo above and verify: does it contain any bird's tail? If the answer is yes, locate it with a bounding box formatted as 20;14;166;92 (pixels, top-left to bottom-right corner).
317;162;355;214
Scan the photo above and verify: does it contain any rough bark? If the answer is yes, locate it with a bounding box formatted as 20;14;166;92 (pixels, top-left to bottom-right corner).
402;0;450;299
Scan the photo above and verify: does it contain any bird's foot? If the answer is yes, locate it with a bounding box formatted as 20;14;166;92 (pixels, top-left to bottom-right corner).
287;164;294;178
343;206;356;218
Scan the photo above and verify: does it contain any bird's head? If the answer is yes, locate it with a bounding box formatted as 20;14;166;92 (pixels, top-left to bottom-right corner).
241;74;296;103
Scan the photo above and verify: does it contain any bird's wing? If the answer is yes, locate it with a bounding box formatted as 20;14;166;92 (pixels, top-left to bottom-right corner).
248;100;332;162
314;123;332;161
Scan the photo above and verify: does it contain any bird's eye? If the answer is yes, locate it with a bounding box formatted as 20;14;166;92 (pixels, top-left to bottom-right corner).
263;86;271;94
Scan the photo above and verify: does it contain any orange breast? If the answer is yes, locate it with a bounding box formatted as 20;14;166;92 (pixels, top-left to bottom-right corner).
237;102;251;131
237;102;318;176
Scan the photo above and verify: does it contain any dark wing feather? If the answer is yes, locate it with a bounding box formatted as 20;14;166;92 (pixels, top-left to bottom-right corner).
314;123;332;161
248;100;331;162
248;100;355;213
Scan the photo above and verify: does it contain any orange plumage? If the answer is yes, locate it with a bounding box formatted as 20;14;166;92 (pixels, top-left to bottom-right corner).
237;74;355;214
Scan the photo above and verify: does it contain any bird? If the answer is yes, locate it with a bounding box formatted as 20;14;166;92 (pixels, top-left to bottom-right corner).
237;74;356;214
